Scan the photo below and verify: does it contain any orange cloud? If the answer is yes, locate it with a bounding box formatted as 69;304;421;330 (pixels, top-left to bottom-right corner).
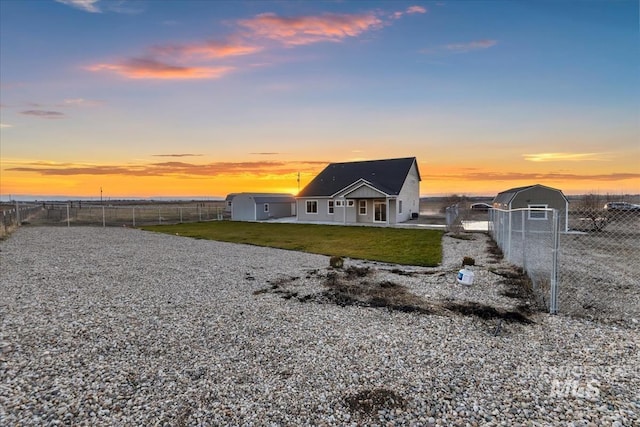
237;12;383;46
523;152;613;162
6;160;327;177
150;40;261;59
427;171;640;182
88;58;233;80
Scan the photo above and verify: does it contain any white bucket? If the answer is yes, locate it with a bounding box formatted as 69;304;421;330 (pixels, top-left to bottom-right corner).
457;266;475;286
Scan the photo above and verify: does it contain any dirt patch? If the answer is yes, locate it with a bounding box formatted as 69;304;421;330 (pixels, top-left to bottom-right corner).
490;267;543;312
486;238;504;263
256;268;534;324
344;388;406;417
443;301;533;324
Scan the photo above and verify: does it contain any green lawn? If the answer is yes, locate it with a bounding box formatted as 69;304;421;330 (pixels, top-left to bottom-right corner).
141;221;443;267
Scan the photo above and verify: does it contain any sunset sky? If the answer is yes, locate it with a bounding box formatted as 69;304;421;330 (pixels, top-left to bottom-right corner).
1;0;638;200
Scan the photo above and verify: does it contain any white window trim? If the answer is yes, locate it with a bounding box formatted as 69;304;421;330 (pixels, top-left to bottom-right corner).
373;200;387;223
328;200;334;215
335;200;344;207
306;200;318;214
528;204;548;220
358;200;367;215
347;200;355;207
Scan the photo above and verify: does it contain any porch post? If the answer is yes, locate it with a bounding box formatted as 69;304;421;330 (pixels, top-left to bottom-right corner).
386;197;389;226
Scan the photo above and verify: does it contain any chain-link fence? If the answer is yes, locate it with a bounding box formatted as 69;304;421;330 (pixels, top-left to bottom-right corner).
490;206;640;322
2;201;227;230
1;202;44;238
559;206;640;322
489;208;559;313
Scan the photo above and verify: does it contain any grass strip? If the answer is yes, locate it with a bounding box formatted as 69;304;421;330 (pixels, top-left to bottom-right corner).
141;221;443;267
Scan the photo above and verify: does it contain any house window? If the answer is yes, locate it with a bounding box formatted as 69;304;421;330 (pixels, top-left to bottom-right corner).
264;203;269;213
347;200;355;207
399;200;403;214
306;200;318;214
328;200;334;214
335;200;344;207
528;204;548;220
359;200;367;215
226;201;232;208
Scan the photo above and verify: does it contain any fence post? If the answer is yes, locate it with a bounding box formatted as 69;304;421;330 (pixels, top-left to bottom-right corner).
15;201;20;225
198;204;202;221
179;207;183;223
506;210;512;261
159;207;162;224
522;209;527;272
132;207;136;227
102;206;106;227
66;204;70;227
549;209;559;314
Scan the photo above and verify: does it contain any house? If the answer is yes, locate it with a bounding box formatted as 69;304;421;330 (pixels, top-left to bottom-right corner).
492;184;569;232
296;157;421;225
231;193;296;221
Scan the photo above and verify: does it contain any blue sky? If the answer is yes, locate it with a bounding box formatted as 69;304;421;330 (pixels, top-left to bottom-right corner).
1;0;638;198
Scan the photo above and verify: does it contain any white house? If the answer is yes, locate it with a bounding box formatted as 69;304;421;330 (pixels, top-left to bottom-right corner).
296;157;421;225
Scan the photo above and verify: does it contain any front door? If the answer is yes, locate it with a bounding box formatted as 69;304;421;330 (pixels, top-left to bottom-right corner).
374;201;386;223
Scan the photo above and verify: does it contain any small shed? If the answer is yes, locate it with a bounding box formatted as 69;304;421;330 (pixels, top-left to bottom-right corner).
493;184;569;232
224;193;238;213
231;193;296;221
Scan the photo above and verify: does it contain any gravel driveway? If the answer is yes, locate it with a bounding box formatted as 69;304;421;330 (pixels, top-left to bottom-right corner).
1;226;638;426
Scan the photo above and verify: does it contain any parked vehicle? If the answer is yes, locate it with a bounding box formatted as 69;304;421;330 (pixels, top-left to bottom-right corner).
604;202;640;212
470;202;492;211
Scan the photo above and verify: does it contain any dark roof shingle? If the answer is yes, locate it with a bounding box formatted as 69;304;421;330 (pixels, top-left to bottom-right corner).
298;157;419;197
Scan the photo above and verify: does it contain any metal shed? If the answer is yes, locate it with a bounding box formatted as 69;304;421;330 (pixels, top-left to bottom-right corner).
231;193;296;221
493;184;569;232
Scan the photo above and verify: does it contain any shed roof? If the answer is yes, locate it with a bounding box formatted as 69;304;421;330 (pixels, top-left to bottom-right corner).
493;184;568;206
237;193;295;204
297;157;419;198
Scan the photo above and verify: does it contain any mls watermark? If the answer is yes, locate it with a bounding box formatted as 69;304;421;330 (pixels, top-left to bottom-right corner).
523;365;633;401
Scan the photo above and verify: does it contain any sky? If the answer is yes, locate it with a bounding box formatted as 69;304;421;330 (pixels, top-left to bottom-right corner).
0;0;638;200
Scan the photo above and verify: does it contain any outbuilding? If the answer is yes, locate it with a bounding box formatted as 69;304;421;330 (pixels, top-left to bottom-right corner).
231;193;296;221
493;184;569;232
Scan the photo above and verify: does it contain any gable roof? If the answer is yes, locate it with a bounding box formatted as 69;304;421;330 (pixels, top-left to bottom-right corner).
298;157;419;198
493;184;568;206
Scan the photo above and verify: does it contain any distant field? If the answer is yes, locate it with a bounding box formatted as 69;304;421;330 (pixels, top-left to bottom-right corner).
141;222;443;267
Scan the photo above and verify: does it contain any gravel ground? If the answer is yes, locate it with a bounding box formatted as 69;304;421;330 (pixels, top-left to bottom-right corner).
1;226;638;426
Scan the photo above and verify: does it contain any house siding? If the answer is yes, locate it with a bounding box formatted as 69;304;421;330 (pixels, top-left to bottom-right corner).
232;193;296;221
396;161;420;222
232;194;258;221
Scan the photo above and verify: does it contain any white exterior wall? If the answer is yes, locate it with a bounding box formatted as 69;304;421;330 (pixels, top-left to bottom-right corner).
231;194;257;221
396;162;421;222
